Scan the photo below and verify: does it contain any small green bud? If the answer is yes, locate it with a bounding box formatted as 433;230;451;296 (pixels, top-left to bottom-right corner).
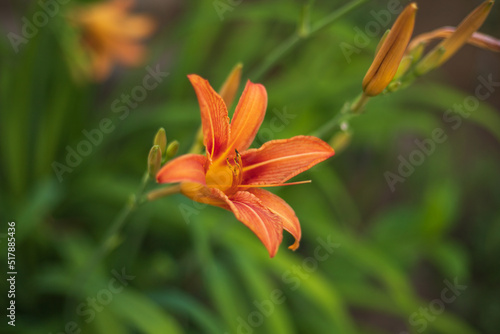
166;140;179;160
393;55;413;81
387;80;402;92
148;145;162;178
414;46;446;76
408;42;425;64
153;128;167;157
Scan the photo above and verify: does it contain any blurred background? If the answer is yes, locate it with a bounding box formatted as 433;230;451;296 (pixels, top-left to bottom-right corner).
1;0;499;333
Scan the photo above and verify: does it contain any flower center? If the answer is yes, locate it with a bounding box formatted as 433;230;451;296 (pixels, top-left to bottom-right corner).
205;151;242;194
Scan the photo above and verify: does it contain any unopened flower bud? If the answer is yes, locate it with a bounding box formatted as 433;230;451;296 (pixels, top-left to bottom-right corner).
219;63;243;108
375;30;391;54
148;145;162;178
166;140;179;159
407;41;425;64
362;3;417;97
393;55;413;81
409;26;500;56
386;80;402;93
153;127;167;157
415;0;494;75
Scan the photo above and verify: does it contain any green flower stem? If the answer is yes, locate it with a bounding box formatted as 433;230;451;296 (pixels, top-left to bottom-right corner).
251;0;368;81
72;172;150;289
311;93;370;140
65;171;155;322
145;184;182;202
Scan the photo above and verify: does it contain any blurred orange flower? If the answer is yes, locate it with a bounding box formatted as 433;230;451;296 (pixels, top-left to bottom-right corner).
70;0;156;81
157;75;334;257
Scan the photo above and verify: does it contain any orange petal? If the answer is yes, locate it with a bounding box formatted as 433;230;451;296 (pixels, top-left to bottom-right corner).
248;188;301;251
241;135;334;185
225;191;283;257
188;75;230;161
120;15;156;39
113;0;134;11
104;16;156;41
218;63;243;109
156;154;207;185
228;80;268;153
362;3;417;96
90;50;113;82
415;1;494;74
180;183;228;207
109;40;146;66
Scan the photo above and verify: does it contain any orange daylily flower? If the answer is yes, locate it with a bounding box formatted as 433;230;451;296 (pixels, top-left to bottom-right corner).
156;75;334;257
70;0;156;81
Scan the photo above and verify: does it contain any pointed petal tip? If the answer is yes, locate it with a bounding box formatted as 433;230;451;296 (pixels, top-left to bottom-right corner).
244;79;266;91
225;80;268;153
219;64;244;107
288;240;300;251
247;188;302;255
187;73;203;82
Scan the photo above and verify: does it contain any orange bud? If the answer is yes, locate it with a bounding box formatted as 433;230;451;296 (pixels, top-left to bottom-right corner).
218;63;243;108
409;26;500;53
415;1;494;75
375;30;391;55
362;3;417;96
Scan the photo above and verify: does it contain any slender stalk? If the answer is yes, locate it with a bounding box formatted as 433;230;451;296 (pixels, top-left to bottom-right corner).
79;197;136;281
251;0;367;80
311;92;364;139
71;172;150;291
251;34;300;81
350;93;370;115
311;107;351;140
64;172;152;322
146;184;182;202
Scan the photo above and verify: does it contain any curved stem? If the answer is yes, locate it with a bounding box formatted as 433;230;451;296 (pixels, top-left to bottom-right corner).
250;0;368;81
72;172;150;287
311;93;370;140
64;171;153;322
146;184;182;202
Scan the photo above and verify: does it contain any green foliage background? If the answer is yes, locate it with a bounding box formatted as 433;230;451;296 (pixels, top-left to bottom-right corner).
1;0;499;333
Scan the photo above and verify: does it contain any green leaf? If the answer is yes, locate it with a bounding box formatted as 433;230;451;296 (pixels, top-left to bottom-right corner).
151;290;225;334
111;290;183;334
